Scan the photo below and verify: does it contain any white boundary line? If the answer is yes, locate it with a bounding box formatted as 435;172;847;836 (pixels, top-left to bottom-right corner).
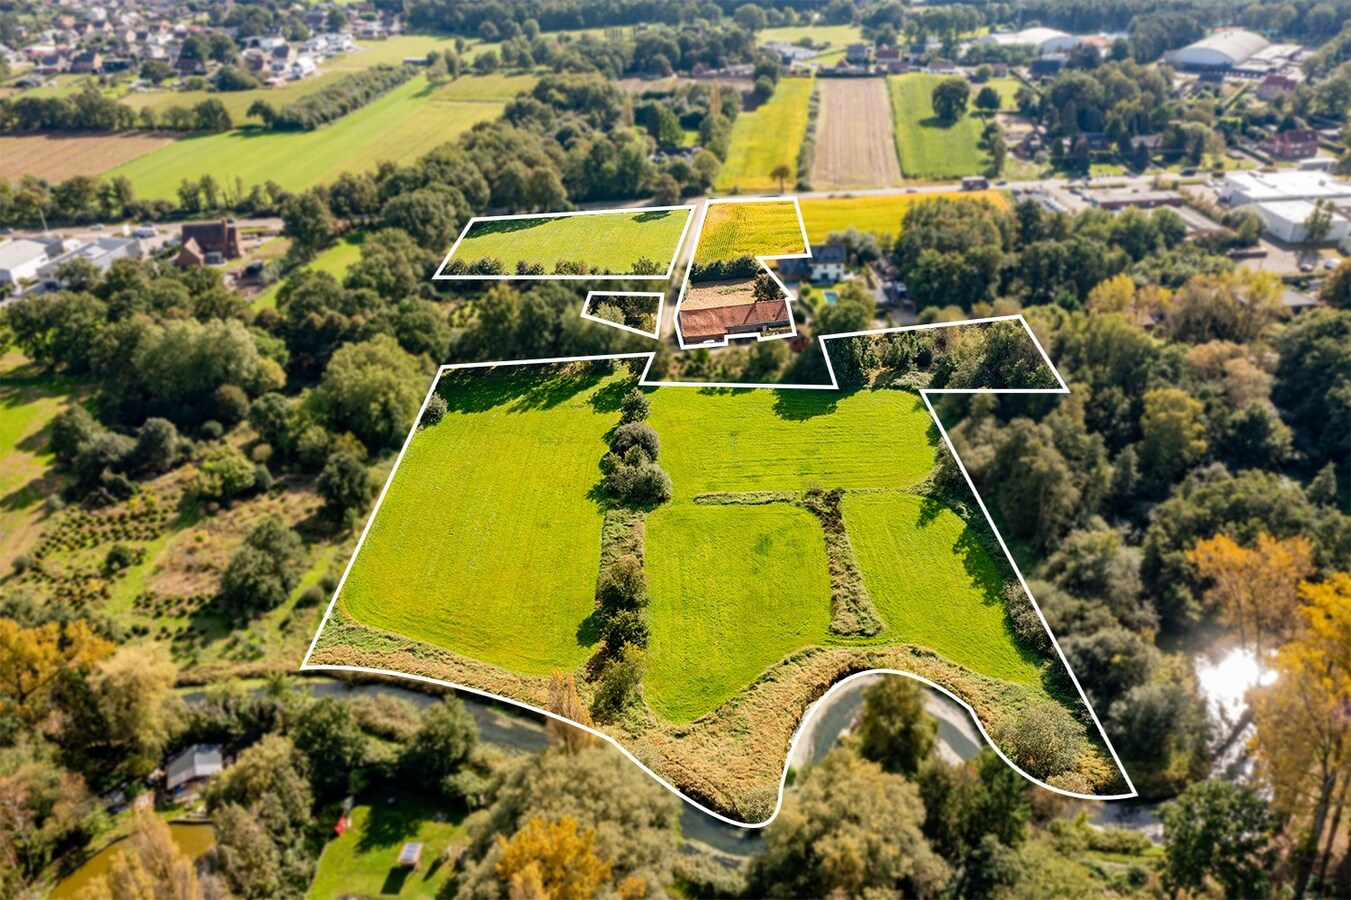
673;197;811;350
300;315;1138;828
432;205;697;281
580;290;664;340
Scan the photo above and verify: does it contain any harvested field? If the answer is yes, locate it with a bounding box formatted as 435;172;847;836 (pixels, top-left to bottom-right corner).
682;278;758;311
0;131;177;181
811;78;902;190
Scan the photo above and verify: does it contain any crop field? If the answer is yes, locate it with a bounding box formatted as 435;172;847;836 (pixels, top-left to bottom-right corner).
811;78;902;190
714;77;813;193
334;370;624;675
646;387;938;499
798;190;1010;241
109;75;529;199
842;493;1045;685
694;200;806;264
0;132;177;181
446;207;693;274
645;503;833;721
888;74;995;180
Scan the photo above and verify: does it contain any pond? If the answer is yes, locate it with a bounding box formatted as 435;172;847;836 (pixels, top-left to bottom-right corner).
1194;643;1276;779
50;822;215;900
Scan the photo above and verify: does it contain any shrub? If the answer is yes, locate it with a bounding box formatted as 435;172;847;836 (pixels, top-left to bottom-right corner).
619;388;650;424
200;420;224;440
192;444;257;501
72;431;135;487
219;517;303;617
1004;583;1053;655
214;384;250;425
994;702;1082;780
600;608;649;650
626;464;672;505
610;422;659;460
317;451;373;528
134;417;182;472
104;543;140;574
597;553;647;610
590;643;644;723
50;406;101;466
421;393;448;428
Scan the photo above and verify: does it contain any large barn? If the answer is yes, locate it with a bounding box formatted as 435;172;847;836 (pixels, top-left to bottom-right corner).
976;27;1081;55
1168;29;1270;69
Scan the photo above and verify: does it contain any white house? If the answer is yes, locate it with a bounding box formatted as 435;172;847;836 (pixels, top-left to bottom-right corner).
165;744;224;792
1251;200;1350;244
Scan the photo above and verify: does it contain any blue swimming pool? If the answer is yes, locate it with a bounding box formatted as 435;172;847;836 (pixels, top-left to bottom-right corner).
823;290;839;304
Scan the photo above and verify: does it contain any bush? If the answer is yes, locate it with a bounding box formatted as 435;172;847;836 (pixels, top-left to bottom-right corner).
597;553;648;610
219;517;303;617
610;422;660;460
626;464;672;505
994;702;1082;780
72;431;135;487
192;444;257;501
619;388;650;424
317;451;373;528
600;607;649;650
214;384;250;425
421;392;448;428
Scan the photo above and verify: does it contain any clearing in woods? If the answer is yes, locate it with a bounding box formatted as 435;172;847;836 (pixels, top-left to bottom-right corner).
811;78;903;190
0;132;177;181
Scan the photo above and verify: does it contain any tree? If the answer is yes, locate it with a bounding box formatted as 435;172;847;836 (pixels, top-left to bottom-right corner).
402;698;478;788
495;816;612;900
857;677;938;775
293;698;367;799
93;645;181;776
768;162;792;193
749;749;948;897
1061;627;1154;710
87;802;199;900
1302;198;1335;244
1160;780;1273;898
1249;573;1351;893
589;643;644;722
1319;258;1351;309
219;517;303;617
280;189;337;257
49;406;101;466
0;618;112;726
133;418;181;472
619;389;650;424
1185;533;1313;657
191;444;257;502
317;336;424;453
0;741;98;883
931;77;970;121
1138;387;1206;486
316;451;372;529
973;85;1001;115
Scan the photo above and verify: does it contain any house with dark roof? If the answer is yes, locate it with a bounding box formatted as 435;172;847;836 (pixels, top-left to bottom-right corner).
777;243;848;283
176;219;242;267
1261;129;1318;160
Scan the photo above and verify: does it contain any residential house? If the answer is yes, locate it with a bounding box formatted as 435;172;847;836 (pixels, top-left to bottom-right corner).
176;219;242;267
1256;73;1297;100
680;299;792;344
1261;128;1319;160
165;744;224;793
69;50;103;73
764;40;815;65
777;243;848;283
845;43;871;65
0;238;62;287
874;45;909;73
925;58;957;74
37;237;138;287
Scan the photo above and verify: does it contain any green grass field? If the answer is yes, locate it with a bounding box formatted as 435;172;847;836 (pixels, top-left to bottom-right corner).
694;200;805;265
254;233;366;309
714;77;813;193
799;191;1010;241
645;503;833;721
842;493;1045;685
448;207;692;274
887;74;994;180
336;371;622;675
646;387;937;500
109;75;529;199
307;788;465;900
755;25;864;65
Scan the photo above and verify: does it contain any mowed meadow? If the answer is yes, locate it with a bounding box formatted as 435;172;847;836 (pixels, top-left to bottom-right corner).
888;73;1014;180
448;207;693;274
714;77;813;193
326;368;1069;735
109;73;534;199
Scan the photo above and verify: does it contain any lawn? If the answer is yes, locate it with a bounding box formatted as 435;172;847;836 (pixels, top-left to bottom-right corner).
644;503;833;722
842;493;1045;686
799;191;1010;241
445;207;693;275
308;788;465;900
887;74;994;180
714;77;814;193
645;386;938;500
756;24;864;65
335;370;625;675
254;233;365;309
694;199;806;265
109;75;525;200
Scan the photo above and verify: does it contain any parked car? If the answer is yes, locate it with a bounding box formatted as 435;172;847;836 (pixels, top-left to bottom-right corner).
1324;258;1338;270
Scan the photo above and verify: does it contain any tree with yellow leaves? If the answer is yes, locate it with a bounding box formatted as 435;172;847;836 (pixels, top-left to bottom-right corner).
79;802;202;900
1249;573;1351;895
1185;533;1314;656
544;670;594;754
1139;387;1208;485
0;618;112;726
496;816;612;900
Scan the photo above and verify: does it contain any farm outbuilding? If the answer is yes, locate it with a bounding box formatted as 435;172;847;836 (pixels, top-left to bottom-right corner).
1168;30;1270;69
977;27;1081;55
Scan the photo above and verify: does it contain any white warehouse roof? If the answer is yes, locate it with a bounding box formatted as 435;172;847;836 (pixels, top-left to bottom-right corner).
1170;29;1270;67
977;27;1080;52
1221;170;1351;204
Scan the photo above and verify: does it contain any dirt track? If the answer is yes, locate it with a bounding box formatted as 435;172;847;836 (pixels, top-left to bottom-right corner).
811;78;904;190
